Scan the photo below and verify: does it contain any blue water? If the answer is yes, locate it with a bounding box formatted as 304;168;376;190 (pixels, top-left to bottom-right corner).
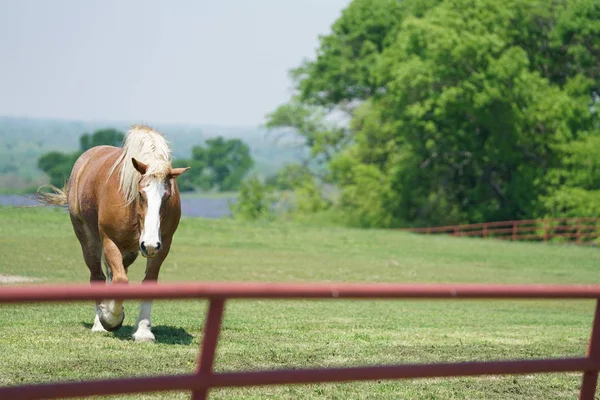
0;194;235;219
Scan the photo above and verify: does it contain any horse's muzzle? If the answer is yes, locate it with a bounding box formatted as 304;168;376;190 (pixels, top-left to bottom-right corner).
140;241;161;258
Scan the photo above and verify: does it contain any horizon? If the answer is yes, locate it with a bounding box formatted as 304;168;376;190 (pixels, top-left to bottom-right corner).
0;114;269;130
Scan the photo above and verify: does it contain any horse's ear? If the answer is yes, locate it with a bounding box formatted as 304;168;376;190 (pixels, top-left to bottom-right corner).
170;167;190;178
132;158;148;175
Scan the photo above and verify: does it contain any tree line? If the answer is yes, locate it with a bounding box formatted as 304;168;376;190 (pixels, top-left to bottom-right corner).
256;0;600;228
38;129;254;192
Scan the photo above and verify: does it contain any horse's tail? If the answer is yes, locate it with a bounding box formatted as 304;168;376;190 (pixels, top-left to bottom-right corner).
34;184;68;207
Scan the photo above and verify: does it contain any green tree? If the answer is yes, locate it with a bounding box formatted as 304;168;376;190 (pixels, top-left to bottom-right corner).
270;0;600;227
229;176;274;220
264;163;331;217
190;137;254;191
291;0;411;108
542;135;600;217
171;158;199;192
37;151;79;187
265;163;314;190
265;100;351;167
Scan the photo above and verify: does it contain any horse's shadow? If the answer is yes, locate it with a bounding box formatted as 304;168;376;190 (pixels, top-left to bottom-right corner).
81;322;194;345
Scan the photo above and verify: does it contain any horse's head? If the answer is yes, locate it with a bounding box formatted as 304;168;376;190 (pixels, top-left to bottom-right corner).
132;157;189;258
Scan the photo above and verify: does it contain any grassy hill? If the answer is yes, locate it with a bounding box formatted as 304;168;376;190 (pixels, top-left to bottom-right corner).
0;116;307;190
0;206;598;399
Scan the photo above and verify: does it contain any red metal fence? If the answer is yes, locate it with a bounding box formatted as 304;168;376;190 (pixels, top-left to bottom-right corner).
1;282;600;399
405;217;600;245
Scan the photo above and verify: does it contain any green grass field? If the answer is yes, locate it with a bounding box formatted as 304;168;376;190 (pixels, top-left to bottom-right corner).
1;207;599;399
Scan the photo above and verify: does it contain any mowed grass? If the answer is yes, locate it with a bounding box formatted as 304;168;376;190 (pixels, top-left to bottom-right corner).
1;207;600;399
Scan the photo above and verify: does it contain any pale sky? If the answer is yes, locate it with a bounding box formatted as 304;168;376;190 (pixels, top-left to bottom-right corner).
0;0;350;126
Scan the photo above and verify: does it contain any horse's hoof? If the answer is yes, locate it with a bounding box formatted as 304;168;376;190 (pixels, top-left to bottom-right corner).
91;322;108;333
132;328;155;342
100;312;125;332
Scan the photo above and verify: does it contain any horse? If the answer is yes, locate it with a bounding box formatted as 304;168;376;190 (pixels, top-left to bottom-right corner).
35;125;189;342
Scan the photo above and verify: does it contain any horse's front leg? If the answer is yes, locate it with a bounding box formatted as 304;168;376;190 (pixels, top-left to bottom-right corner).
133;236;172;342
98;236;128;331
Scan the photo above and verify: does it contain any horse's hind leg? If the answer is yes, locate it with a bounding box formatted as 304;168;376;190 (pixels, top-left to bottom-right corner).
70;217;106;332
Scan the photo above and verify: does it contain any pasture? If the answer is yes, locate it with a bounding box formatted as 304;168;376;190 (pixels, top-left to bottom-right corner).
1;207;599;399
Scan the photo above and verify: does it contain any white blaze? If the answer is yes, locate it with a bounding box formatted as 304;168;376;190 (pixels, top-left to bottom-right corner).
141;180;165;248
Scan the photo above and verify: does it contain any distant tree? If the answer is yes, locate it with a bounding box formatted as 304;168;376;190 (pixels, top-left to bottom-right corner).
79;129;124;152
38;128;125;187
230;175;274;220
37;151;79;187
39;130;255;193
265;100;351;167
190;137;254;191
265;163;314;190
172;158;203;192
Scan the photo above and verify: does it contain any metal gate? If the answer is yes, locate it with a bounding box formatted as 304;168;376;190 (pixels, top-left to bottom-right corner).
0;282;599;399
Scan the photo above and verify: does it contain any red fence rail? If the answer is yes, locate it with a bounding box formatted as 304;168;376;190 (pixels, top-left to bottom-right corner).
404;217;600;246
1;282;600;399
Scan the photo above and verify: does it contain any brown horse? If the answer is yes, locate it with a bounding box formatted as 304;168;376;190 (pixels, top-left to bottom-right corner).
36;125;189;342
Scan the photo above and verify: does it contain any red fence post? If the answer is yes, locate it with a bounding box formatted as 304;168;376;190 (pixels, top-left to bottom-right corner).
192;299;226;400
580;300;600;400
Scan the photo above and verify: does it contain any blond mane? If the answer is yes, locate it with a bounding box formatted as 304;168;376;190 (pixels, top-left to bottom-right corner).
109;125;172;205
